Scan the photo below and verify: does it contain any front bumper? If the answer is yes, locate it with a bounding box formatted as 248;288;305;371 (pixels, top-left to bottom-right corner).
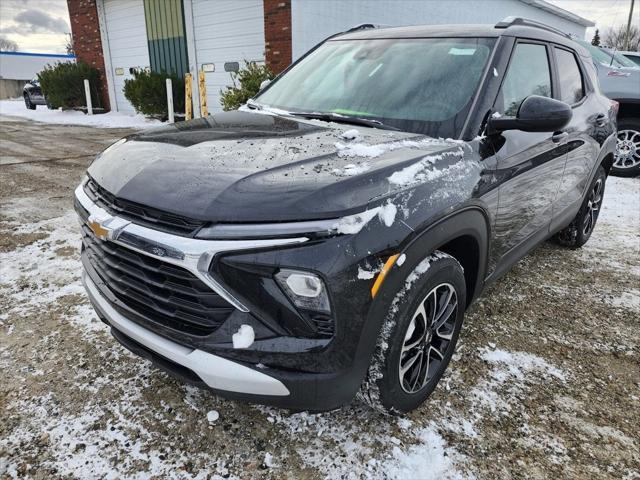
83;271;362;410
75;180;388;410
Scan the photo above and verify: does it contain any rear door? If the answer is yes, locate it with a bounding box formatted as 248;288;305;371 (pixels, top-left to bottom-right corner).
490;41;568;274
549;45;605;232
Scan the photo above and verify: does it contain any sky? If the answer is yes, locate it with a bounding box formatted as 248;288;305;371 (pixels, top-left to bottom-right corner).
0;0;638;54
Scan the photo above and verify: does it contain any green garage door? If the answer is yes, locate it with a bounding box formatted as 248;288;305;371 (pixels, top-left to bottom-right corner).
144;0;188;77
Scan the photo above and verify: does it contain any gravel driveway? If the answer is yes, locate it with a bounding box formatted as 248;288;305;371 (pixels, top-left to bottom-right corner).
1;114;638;479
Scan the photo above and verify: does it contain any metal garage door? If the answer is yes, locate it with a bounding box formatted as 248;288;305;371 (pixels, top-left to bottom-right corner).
191;0;265;113
103;0;150;112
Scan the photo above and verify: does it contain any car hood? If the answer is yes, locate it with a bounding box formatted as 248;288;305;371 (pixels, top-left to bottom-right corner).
87;110;468;223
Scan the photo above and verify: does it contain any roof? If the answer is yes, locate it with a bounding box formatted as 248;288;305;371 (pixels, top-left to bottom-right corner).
518;0;595;27
335;21;591;58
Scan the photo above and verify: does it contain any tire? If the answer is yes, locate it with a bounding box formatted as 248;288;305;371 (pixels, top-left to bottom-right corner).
23;94;36;110
554;166;606;249
360;251;466;414
612;118;640;177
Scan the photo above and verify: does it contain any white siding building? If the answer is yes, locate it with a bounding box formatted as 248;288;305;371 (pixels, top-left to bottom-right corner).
67;0;594;115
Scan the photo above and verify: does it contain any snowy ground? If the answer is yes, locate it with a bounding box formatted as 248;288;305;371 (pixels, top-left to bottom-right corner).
0;116;639;479
0;99;161;129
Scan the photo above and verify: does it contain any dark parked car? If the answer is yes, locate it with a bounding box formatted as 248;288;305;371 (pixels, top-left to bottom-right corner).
23;78;47;110
75;18;617;413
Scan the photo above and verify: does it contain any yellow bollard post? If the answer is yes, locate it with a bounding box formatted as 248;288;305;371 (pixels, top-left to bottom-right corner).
184;73;193;121
198;70;208;117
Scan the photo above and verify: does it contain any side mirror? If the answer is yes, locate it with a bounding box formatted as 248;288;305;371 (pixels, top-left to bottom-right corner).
489;95;572;134
260;79;271;90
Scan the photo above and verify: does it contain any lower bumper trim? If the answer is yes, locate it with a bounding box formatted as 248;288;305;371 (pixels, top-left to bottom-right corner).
82;272;290;397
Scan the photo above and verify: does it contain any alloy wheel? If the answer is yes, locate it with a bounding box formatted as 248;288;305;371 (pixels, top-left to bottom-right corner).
582;177;603;236
399;283;458;394
614;129;640;170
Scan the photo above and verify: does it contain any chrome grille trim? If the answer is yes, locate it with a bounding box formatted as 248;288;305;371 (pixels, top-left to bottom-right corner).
75;182;308;313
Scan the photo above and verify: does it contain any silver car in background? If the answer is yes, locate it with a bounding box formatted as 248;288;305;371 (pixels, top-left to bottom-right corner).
575;40;640;177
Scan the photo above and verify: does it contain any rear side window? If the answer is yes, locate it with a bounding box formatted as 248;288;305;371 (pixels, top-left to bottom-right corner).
499;43;552;116
555;48;585;104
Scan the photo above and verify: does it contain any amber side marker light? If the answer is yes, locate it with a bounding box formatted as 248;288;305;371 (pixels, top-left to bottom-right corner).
371;254;400;298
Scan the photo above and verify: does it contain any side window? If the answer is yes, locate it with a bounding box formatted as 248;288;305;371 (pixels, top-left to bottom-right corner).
554;48;585;104
499;43;552;116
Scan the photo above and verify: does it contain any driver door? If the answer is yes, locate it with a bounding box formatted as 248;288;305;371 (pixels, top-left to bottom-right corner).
489;41;568;276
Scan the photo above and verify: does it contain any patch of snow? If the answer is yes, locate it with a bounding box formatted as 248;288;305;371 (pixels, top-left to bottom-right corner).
232;325;255;349
332;208;381;234
264;453;277;468
238;103;292;117
335;141;386;158
341;128;360;140
332;162;371;176
480;348;565;381
0;99;160;129
387;149;465;187
357;267;377;280
382;423;467;480
207;410;219;423
491;111;502;119
493;67;499;77
396;253;407;266
378;201;397;227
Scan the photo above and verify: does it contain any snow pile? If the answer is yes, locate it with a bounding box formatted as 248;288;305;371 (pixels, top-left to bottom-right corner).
332;162;371;176
232;324;255;349
0;99;161;129
341;128;360;140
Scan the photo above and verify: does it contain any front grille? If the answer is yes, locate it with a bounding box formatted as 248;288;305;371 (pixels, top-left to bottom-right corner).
309;314;335;338
84;178;205;236
81;224;234;336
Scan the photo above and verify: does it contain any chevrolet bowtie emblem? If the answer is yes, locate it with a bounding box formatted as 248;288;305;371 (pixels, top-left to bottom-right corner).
88;219;110;240
86;214;129;241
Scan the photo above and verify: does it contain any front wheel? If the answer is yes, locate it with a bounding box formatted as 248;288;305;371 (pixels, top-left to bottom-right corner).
24;94;36;110
360;251;465;413
612;118;640;177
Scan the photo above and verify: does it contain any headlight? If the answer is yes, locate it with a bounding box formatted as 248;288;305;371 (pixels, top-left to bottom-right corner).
275;269;331;313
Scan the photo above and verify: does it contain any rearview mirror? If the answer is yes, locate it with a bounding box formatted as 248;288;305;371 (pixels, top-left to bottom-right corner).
488;95;572;134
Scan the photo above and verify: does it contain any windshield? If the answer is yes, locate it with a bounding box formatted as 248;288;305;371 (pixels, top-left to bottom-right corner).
576;39;639;69
255;37;495;137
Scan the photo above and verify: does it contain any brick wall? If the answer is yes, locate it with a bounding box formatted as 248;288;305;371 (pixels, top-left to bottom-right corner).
263;0;292;74
67;0;110;110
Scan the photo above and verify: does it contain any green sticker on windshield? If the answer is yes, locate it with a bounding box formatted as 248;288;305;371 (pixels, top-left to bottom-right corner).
449;48;476;56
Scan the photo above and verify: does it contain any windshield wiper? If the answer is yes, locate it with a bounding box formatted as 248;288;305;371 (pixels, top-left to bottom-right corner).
289;112;399;131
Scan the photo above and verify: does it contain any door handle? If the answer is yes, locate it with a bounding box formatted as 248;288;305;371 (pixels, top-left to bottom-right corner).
552;131;568;143
595;113;607;127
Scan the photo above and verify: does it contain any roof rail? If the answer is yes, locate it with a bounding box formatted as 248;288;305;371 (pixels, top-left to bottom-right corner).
495;16;570;39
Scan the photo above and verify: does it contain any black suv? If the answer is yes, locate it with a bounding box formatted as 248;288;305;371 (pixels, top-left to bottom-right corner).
76;18;617;413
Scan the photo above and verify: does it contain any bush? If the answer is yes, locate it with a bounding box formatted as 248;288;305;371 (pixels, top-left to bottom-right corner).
123;70;185;118
38;61;102;109
220;61;274;111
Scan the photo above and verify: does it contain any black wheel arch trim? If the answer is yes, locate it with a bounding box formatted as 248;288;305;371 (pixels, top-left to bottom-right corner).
349;206;491;395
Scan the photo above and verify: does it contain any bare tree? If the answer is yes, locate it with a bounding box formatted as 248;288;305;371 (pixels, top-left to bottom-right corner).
603;25;640;51
0;36;19;52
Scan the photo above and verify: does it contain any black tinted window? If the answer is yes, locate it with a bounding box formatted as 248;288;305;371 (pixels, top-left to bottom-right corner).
555;48;584;104
499;43;552;116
